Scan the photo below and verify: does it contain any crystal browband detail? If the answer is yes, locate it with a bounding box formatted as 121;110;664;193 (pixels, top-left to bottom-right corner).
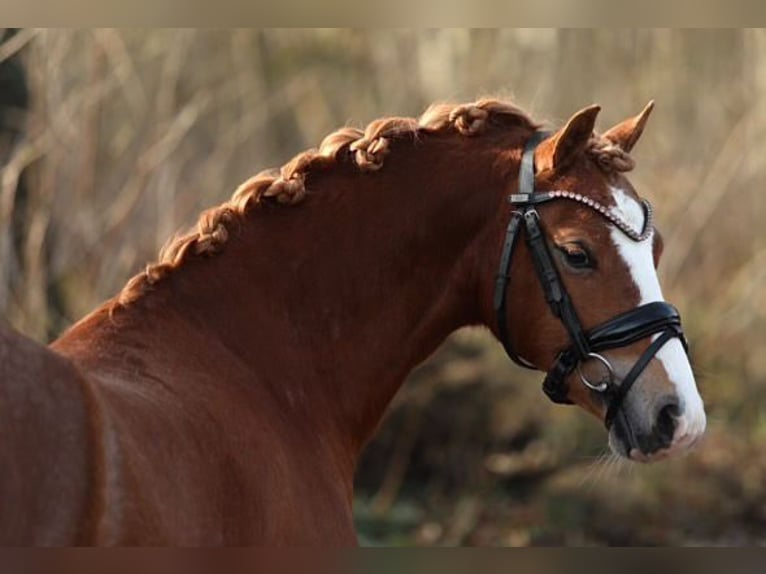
541;190;653;242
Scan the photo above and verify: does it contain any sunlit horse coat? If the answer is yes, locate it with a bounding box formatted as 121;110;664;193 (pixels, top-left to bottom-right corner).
0;99;704;545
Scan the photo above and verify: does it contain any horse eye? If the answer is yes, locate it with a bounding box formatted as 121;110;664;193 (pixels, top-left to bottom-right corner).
559;243;593;269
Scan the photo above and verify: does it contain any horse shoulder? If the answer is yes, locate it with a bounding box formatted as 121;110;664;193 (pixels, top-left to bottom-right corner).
0;324;103;545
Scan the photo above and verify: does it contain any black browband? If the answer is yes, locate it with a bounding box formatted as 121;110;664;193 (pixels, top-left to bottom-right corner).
493;131;688;429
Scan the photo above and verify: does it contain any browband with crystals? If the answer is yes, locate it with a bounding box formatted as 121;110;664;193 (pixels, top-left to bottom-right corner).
509;191;654;242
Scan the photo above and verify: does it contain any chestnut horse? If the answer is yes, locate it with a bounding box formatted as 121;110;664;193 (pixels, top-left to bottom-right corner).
0;99;705;545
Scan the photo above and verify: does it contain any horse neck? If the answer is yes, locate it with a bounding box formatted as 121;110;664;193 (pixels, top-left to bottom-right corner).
91;132;522;458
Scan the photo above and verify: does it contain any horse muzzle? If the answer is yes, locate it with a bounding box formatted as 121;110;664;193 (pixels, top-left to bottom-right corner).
542;301;688;429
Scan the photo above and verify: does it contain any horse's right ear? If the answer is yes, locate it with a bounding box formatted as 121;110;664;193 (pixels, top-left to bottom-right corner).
535;105;601;172
602;100;654;153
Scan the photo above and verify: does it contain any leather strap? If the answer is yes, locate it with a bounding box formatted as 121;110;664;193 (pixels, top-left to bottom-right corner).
493;211;531;366
523;209;589;359
492;130;550;369
604;328;679;429
518;131;548;196
542;353;577;404
587;302;686;352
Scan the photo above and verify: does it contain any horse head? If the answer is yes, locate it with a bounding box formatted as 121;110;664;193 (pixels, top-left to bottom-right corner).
489;103;706;461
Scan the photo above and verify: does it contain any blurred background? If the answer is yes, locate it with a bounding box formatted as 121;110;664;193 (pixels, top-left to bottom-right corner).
1;29;764;545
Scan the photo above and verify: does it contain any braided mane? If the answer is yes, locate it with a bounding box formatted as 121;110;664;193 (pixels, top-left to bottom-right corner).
116;99;632;307
586;136;635;173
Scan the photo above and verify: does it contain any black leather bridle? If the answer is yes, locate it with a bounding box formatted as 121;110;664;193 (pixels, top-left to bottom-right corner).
493;131;688;429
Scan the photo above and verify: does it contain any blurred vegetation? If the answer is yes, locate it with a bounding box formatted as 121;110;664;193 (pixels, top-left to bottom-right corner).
1;29;765;545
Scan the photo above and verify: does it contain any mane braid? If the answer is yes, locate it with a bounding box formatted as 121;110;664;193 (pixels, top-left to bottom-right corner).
586;135;635;173
116;98;538;308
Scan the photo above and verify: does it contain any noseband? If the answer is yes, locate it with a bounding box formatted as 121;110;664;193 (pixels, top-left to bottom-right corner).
493;131;688;429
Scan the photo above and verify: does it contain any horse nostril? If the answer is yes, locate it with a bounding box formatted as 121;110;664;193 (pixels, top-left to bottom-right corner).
655;401;681;448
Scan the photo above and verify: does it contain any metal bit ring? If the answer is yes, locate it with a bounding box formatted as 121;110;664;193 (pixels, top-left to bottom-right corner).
576;352;615;393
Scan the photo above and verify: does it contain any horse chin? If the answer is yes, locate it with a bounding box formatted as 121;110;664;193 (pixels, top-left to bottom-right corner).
607;428;633;460
607;420;657;463
607;433;657;463
607;423;696;463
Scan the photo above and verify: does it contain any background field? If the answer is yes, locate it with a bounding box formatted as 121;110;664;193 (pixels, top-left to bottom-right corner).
1;29;764;545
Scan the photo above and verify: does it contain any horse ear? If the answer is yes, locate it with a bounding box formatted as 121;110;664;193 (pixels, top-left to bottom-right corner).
535;104;601;172
602;100;655;153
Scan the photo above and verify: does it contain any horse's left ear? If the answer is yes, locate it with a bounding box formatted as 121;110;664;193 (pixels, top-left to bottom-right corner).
602;100;655;153
535;104;601;172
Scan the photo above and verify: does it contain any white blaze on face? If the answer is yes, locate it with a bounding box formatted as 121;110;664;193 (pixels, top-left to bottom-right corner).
609;187;706;445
